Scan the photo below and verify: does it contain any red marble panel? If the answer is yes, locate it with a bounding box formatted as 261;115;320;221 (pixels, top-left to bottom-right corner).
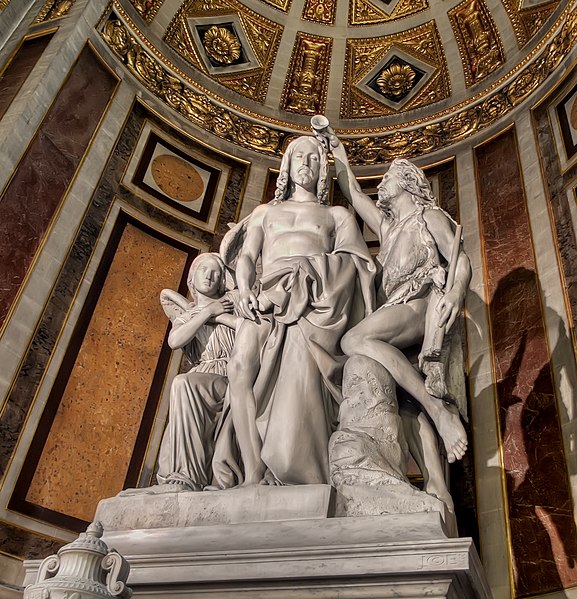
0;44;118;330
0;33;54;121
475;128;577;596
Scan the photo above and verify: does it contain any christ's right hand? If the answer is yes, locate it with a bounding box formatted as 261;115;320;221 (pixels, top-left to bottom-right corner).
239;290;258;320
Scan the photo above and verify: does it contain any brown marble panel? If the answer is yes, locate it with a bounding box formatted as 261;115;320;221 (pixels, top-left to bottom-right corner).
0;33;54;121
475;128;577;596
0;99;248;555
0;44;118;330
23;222;187;523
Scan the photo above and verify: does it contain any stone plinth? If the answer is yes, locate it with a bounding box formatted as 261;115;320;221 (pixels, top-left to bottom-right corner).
95;484;333;530
24;513;492;599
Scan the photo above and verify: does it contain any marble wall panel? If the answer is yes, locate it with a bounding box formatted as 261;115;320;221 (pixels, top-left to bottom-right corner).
23;221;188;523
533;77;577;354
0;99;249;554
0;32;54;121
0;44;118;330
475;128;577;597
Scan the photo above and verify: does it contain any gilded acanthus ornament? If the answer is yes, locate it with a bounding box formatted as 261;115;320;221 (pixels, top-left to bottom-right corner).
100;3;577;164
282;34;332;115
102;17;285;156
349;0;428;25
33;0;75;22
302;0;337;25
342;22;450;118
376;63;416;97
130;0;165;24
203;26;242;64
449;0;505;87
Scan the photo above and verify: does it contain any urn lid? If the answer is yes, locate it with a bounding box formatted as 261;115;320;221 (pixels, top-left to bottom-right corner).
59;521;108;556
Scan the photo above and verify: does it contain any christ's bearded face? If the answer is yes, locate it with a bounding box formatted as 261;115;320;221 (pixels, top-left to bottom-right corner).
289;139;321;191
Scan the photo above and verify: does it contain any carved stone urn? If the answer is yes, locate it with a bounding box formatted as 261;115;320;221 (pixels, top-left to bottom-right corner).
24;521;131;599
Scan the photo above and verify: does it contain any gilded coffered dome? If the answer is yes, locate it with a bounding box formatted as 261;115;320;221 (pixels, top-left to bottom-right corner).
100;0;575;163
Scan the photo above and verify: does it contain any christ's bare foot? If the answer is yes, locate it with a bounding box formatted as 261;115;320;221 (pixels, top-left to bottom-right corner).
432;403;467;463
259;469;282;486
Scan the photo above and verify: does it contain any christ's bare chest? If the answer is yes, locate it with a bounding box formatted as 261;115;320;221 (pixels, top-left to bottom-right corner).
263;203;335;237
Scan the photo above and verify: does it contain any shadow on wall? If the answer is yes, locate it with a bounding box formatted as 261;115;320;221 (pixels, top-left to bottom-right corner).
467;267;577;597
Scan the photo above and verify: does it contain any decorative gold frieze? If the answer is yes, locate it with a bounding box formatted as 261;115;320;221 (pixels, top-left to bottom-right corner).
449;0;505;87
129;0;165;24
0;0;11;11
100;3;577;164
501;0;560;48
33;0;75;23
302;0;337;25
341;22;450;118
164;0;283;103
101;18;286;156
281;33;332;115
349;0;428;26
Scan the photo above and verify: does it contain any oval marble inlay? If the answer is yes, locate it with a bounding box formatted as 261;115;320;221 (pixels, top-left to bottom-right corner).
151;154;205;203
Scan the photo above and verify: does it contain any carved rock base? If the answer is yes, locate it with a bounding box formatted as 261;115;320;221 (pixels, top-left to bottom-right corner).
330;355;409;487
24;514;493;599
94;484;333;530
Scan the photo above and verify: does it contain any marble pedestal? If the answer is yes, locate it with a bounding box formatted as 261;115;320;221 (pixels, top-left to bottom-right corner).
24;486;492;599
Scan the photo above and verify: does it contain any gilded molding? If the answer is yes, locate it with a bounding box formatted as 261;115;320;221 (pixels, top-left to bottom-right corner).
258;0;291;10
341;21;451;118
33;0;75;23
302;0;337;25
281;33;332;115
501;0;560;48
101;18;287;155
100;3;577;163
129;0;165;24
341;8;577;163
449;0;505;87
349;0;428;26
0;0;11;11
164;0;283;103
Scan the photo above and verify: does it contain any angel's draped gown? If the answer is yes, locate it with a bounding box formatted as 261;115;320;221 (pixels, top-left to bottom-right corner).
157;291;238;490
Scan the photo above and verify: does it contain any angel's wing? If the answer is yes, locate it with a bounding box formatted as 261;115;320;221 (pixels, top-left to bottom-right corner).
160;288;193;322
220;215;264;287
219;215;251;271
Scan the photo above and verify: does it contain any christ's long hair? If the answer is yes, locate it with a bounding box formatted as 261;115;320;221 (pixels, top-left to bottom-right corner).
273;136;329;205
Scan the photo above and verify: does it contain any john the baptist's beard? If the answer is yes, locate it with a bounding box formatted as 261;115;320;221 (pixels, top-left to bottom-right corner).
376;188;391;210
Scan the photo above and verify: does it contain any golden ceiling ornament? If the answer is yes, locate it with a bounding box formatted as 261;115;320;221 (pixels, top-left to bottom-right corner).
129;0;165;24
100;2;577;161
281;33;332;115
341;21;451;118
0;0;11;10
302;0;337;25
342;6;577;164
349;0;428;26
449;0;505;87
101;18;286;156
202;26;242;64
376;63;416;97
33;0;75;22
501;0;560;48
258;0;292;11
164;0;283;103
